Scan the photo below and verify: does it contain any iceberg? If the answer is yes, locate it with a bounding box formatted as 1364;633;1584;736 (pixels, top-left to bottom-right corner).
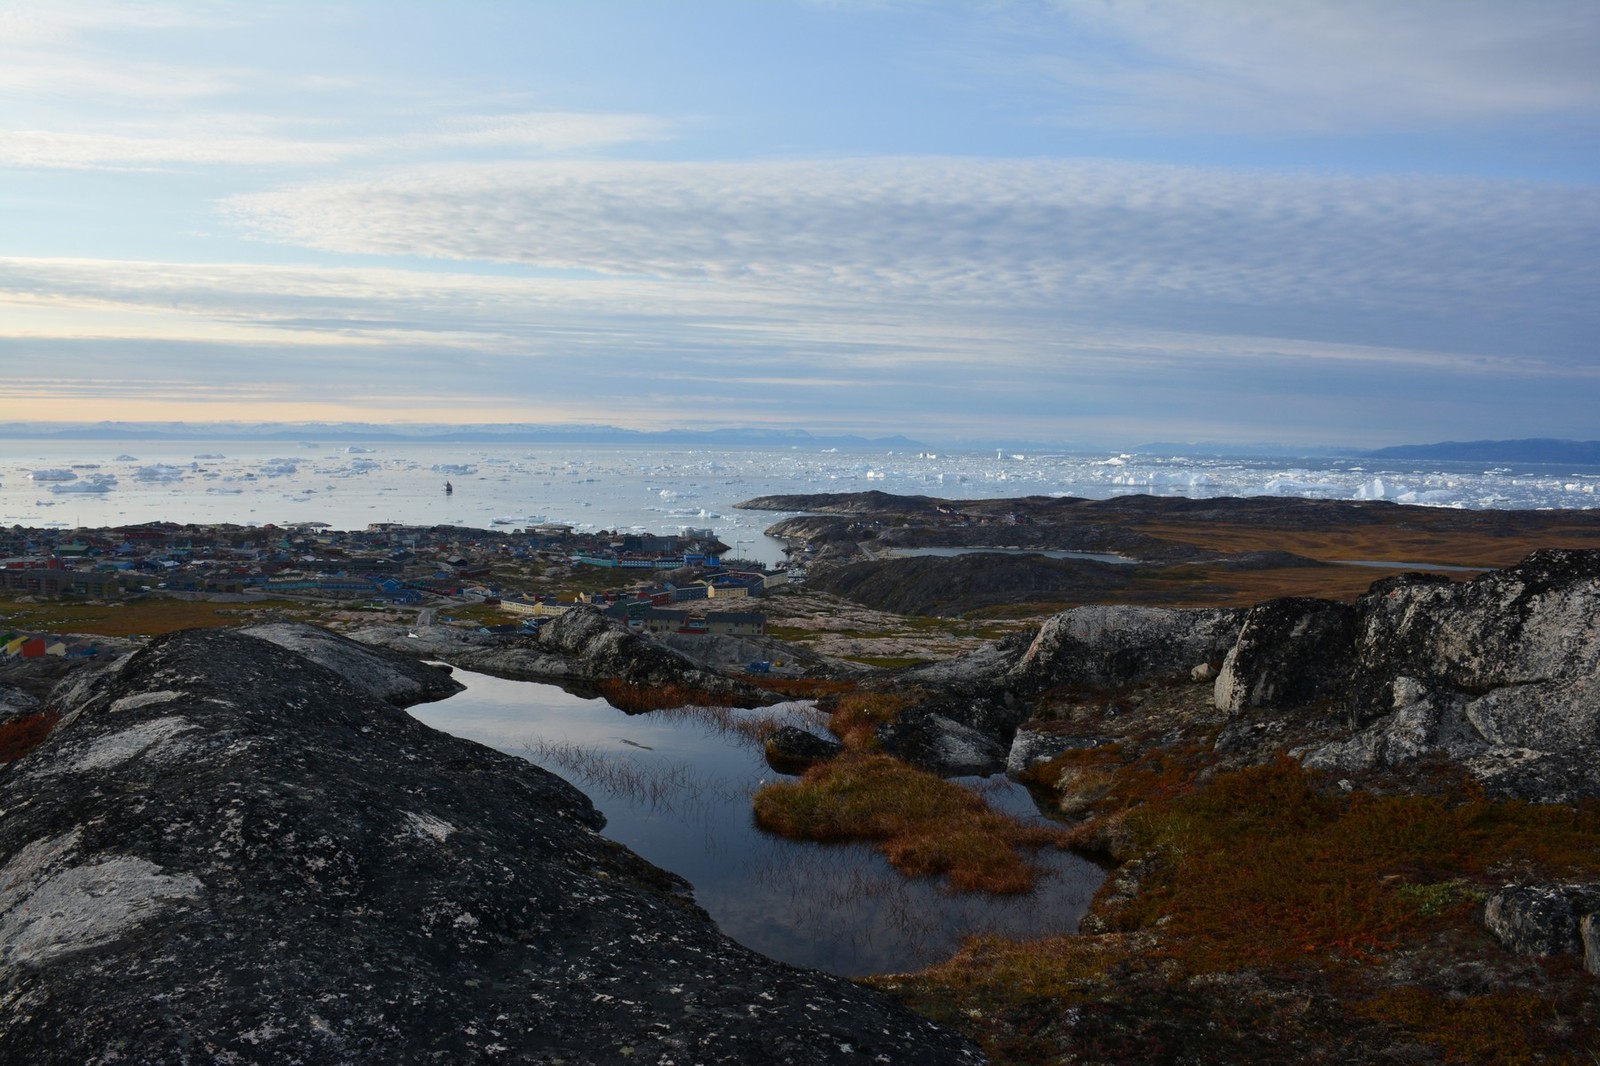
135;464;187;483
51;474;117;493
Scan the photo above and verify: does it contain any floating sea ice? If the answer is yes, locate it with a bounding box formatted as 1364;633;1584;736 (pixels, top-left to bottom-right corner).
28;468;77;481
51;474;117;493
114;454;138;461
262;459;299;476
135;464;187;482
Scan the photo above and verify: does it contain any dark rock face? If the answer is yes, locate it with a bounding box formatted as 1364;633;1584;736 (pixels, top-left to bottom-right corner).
1483;883;1600;966
0;685;41;723
1010;606;1245;693
877;706;1014;777
1212;598;1359;714
0;628;979;1064
898;607;1240;777
1294;550;1600;801
243;621;464;706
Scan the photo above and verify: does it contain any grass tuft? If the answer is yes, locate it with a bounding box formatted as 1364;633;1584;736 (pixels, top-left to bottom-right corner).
826;690;913;749
752;751;1067;894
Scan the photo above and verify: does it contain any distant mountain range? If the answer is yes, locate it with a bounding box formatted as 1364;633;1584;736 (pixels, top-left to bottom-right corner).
1130;439;1600;465
0;421;926;450
1360;439;1600;464
3;423;1595;465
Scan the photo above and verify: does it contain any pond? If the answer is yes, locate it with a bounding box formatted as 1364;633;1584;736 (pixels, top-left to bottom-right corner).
409;668;1106;978
880;546;1135;564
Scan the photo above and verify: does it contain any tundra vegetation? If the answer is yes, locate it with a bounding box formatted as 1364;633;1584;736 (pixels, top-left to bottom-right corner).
6;496;1600;1063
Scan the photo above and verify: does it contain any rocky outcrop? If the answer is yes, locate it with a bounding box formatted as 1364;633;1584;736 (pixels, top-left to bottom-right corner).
243;621;464;706
1483;883;1600;972
896;607;1239;776
360;607;774;708
1281;551;1600;801
0;628;980;1063
1212;598;1358;714
1010;605;1245;692
878;708;1013;777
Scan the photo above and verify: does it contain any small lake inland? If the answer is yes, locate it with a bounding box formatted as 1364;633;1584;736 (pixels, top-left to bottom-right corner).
410;668;1105;977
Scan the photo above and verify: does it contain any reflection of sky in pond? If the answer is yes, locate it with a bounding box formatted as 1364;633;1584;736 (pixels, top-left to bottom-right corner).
409;667;1105;977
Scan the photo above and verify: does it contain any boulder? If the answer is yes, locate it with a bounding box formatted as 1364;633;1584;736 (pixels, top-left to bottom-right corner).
1010;606;1245;692
1302;677;1479;773
898;628;1035;691
0;628;980;1064
877;708;1010;777
1483;883;1600;960
1212;597;1358;715
1346;551;1600;731
1005;727;1108;779
763;725;844;775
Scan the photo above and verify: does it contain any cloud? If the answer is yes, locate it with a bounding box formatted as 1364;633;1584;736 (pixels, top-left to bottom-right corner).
222;157;1599;359
2;246;1593;442
0;111;677;170
0;3;673;170
1023;0;1600;134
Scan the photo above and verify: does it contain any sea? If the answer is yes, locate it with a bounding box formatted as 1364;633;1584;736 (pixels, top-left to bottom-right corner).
4;440;1598;567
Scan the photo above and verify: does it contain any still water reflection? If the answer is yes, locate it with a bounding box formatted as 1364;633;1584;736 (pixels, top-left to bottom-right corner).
409;668;1105;977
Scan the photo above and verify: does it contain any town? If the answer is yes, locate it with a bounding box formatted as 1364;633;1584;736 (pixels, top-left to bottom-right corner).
0;520;793;654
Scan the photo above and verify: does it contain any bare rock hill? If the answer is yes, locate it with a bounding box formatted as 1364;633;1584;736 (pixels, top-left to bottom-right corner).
0;627;979;1064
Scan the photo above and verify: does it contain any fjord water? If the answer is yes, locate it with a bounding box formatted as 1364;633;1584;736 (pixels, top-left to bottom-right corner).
409;667;1104;977
4;441;1597;568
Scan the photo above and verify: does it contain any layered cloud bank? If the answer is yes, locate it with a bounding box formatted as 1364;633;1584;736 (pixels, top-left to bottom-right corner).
1;2;1595;442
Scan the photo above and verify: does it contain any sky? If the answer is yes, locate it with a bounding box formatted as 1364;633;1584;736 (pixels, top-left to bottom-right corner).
1;0;1596;448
